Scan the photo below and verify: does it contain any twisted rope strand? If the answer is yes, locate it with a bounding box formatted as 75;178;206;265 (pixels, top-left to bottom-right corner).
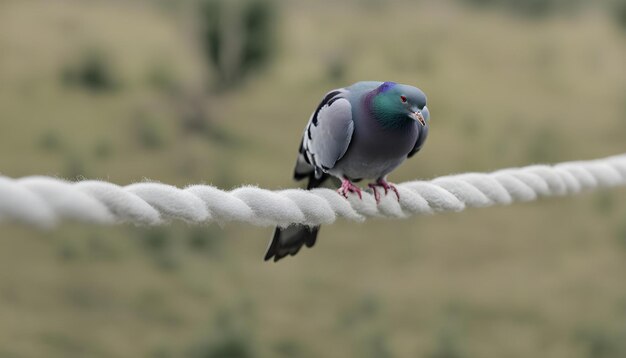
0;153;625;228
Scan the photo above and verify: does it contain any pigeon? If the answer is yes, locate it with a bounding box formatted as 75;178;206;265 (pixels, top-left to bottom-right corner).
264;81;430;262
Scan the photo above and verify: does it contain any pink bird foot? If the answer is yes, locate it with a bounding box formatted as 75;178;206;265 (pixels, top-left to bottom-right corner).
368;179;400;204
338;178;362;199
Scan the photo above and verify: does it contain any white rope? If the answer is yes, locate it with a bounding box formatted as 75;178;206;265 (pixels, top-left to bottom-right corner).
1;153;625;228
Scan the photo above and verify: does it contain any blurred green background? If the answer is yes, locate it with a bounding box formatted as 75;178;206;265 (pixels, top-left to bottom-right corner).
1;0;626;357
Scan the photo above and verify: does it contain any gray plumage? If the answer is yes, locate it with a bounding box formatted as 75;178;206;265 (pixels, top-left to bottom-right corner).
265;81;430;262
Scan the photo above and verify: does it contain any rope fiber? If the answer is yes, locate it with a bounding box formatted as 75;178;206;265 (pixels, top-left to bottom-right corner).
1;153;625;228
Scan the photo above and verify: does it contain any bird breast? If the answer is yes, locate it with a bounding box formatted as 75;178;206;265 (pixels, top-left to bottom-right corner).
334;120;418;179
353;118;418;159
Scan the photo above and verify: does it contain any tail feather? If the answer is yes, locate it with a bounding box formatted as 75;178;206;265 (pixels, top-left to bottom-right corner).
264;159;328;262
264;225;320;262
293;153;330;190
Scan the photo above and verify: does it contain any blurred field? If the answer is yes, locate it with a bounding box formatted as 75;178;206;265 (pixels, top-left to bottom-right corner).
1;0;626;357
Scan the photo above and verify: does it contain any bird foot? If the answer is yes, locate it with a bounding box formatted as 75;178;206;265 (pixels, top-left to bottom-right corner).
337;179;362;199
368;179;400;204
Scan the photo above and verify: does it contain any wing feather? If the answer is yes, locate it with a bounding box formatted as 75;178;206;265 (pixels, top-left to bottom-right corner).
294;89;354;180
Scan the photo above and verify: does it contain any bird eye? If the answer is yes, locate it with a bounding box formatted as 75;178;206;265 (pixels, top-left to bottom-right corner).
400;95;407;103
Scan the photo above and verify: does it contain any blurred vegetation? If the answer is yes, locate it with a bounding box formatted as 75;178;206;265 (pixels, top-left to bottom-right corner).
0;0;625;357
459;0;626;29
199;0;277;89
457;0;587;18
613;0;626;29
133;111;167;150
61;49;119;92
577;325;626;358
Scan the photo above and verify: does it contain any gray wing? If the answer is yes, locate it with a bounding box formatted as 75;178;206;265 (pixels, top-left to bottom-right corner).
294;89;354;180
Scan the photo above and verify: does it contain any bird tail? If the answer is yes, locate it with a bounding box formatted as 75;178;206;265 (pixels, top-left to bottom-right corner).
293;150;330;189
264;225;320;262
264;156;329;262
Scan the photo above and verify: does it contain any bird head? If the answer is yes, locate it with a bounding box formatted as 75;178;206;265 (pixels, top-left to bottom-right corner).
370;82;429;128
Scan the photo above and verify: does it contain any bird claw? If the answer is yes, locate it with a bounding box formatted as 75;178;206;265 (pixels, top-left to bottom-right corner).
368;179;400;204
338;179;362;199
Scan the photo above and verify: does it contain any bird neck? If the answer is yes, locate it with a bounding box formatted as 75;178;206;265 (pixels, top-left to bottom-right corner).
364;92;412;130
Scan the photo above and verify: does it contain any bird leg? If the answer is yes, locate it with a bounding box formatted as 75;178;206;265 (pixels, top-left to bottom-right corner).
337;178;362;199
368;178;400;203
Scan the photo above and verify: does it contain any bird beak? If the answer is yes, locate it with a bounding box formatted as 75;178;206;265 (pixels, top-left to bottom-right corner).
411;111;426;126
